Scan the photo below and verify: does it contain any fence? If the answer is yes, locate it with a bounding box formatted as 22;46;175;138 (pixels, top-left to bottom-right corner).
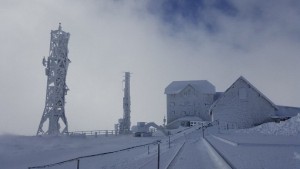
29;124;217;169
200;120;248;135
66;130;117;137
28;140;161;169
221;123;237;130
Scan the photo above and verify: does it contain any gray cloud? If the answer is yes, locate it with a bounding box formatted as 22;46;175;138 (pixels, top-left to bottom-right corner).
0;0;299;135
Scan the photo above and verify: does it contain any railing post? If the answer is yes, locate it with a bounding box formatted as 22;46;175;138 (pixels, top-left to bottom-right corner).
202;123;204;138
77;159;80;169
157;142;160;169
217;120;220;133
168;135;171;148
148;145;150;155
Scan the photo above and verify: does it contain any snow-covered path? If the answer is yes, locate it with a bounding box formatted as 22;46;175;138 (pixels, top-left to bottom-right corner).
167;139;220;169
164;130;227;169
128;128;228;169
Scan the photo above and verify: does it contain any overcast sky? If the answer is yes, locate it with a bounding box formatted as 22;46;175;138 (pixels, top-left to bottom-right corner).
0;0;299;135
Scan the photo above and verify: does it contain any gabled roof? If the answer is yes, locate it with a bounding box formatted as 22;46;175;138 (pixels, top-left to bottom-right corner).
210;76;278;110
164;80;215;94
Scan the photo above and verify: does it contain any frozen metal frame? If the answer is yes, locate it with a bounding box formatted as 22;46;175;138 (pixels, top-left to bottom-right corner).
37;23;71;136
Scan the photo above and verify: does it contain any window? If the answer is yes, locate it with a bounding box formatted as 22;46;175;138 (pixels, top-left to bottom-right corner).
239;88;247;99
183;92;188;97
183;88;192;97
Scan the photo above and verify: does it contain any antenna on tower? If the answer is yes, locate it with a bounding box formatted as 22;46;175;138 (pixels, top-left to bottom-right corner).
37;24;71;136
58;22;62;31
119;72;131;134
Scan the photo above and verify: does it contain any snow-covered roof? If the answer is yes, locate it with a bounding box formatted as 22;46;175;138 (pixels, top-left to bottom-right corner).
164;80;215;94
239;76;278;110
210;76;278;110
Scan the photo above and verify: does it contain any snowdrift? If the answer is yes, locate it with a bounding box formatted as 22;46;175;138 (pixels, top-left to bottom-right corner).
237;114;300;136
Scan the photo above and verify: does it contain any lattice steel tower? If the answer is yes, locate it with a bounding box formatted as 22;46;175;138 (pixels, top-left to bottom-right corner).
37;23;71;136
119;72;131;134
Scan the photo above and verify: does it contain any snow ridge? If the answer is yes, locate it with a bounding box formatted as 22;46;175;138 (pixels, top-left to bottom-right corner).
237;114;300;136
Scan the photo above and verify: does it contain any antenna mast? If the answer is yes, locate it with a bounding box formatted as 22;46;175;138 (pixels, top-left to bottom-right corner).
119;72;131;134
37;23;71;136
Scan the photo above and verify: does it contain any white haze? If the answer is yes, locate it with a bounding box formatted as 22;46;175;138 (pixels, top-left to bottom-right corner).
0;0;299;135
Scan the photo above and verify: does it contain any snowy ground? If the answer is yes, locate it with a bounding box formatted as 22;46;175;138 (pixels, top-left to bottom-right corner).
205;114;300;169
206;132;300;169
1;118;300;169
165;130;228;169
0;126;223;169
236;113;300;136
0;134;164;169
0;127;194;169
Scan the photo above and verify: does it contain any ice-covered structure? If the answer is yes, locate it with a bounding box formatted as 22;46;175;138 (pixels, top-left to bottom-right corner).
164;80;218;128
37;24;71;136
210;76;277;129
118;72;131;134
165;76;300;129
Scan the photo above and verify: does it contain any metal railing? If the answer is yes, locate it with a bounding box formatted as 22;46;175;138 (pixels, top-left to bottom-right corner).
29;123;225;169
66;130;118;137
28;140;161;169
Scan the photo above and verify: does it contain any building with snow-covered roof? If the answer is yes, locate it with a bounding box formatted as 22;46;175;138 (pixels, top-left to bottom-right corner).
209;76;278;129
164;80;216;128
165;80;215;94
165;76;300;129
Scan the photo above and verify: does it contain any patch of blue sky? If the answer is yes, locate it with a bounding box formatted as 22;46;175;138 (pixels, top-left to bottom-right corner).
147;0;238;33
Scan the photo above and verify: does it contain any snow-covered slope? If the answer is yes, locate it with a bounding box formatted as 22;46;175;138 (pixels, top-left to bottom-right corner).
1;123;299;169
237;114;300;136
0;134;163;169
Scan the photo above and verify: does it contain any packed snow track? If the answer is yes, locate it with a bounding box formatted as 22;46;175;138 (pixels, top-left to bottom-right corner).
164;129;232;169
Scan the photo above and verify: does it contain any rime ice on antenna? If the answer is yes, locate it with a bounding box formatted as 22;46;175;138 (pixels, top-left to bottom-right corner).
37;23;71;136
119;72;131;134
